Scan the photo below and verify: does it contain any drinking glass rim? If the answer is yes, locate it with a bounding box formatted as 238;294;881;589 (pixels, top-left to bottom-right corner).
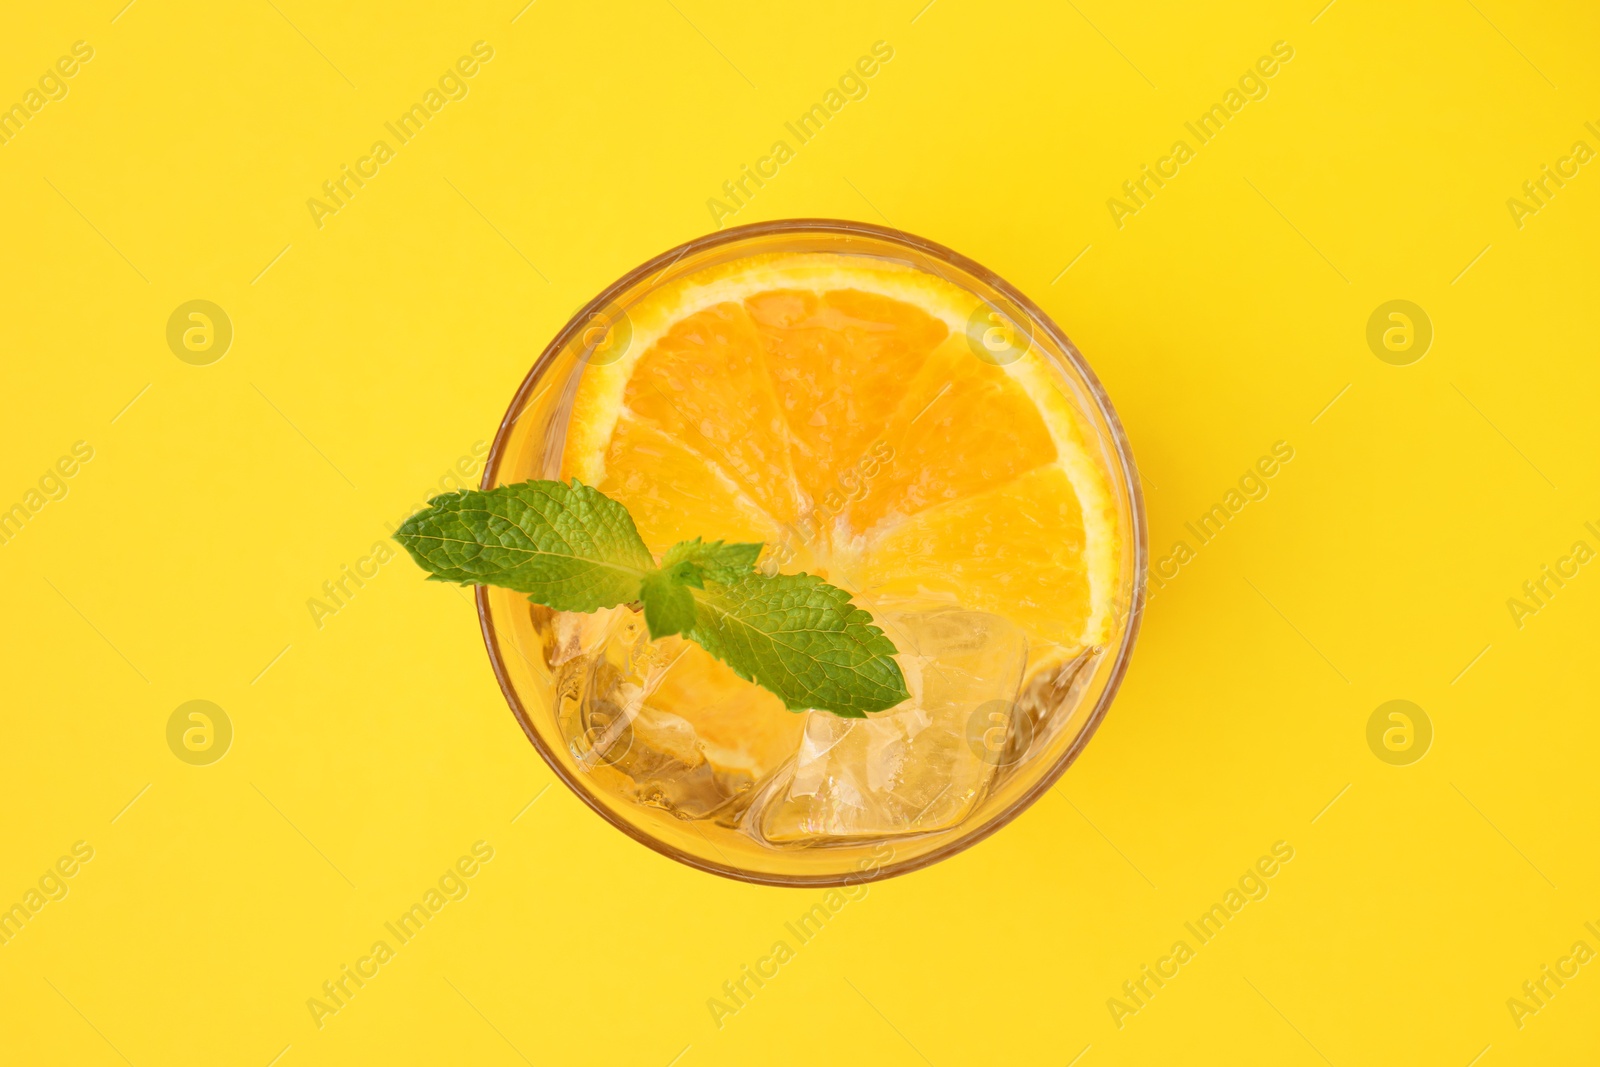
475;217;1148;887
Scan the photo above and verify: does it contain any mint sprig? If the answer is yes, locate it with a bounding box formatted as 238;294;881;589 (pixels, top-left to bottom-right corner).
395;480;909;718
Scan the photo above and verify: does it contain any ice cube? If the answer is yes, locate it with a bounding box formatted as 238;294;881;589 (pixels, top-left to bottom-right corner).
753;609;1028;843
552;609;795;821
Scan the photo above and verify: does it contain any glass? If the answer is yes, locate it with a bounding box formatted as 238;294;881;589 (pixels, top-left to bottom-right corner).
477;219;1146;885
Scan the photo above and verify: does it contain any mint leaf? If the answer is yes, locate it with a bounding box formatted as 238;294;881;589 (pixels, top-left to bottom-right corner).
639;568;697;637
686;573;910;718
638;539;762;639
396;480;908;717
394;480;654;612
660;538;763;585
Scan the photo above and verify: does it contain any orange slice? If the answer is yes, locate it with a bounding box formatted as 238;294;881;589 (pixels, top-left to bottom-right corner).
559;253;1122;771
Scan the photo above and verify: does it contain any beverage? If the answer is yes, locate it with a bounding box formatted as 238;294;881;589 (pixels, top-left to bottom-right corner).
478;220;1144;884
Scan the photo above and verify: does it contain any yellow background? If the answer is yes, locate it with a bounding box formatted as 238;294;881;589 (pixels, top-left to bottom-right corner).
3;0;1598;1063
